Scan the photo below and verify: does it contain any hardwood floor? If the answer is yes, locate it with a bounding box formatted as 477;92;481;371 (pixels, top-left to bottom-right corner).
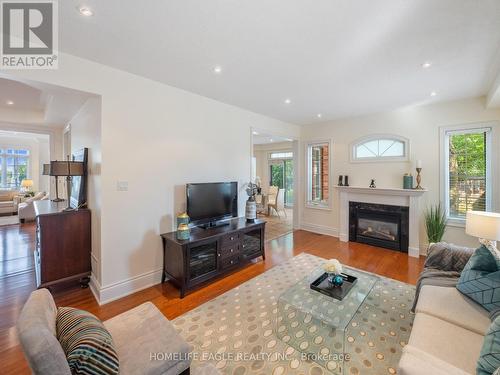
0;223;425;374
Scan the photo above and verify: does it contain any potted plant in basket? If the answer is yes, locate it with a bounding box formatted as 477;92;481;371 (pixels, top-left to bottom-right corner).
424;204;447;250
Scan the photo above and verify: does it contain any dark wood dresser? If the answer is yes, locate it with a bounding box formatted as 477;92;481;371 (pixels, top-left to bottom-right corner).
34;200;91;289
161;218;265;297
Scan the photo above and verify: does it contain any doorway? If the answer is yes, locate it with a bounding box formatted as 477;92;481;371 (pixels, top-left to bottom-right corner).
251;131;296;241
269;157;294;207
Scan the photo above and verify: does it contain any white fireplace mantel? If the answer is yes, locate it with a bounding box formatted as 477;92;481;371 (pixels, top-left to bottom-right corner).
335;186;427;258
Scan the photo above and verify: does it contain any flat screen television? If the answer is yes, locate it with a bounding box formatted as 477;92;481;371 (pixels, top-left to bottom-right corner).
186;182;238;227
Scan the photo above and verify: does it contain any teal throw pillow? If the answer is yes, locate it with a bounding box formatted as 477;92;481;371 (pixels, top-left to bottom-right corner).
478;314;500;375
457;245;500;312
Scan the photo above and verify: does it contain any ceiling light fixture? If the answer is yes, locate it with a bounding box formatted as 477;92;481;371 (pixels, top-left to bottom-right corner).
252;131;259;135
430;91;437;97
6;100;14;105
317;113;322;118
284;99;291;104
422;61;432;69
78;6;94;16
269;138;274;142
213;66;222;74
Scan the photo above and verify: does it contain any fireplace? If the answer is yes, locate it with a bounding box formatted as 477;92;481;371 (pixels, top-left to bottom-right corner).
349;201;409;252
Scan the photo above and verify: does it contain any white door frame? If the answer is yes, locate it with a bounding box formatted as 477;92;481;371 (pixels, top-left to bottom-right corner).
250;127;300;229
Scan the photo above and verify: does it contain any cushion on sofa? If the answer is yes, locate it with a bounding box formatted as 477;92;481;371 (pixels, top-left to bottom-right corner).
477;314;500;375
56;307;119;375
408;312;484;374
457;245;500;312
417;285;490;335
16;289;71;375
398;345;472;375
103;302;192;375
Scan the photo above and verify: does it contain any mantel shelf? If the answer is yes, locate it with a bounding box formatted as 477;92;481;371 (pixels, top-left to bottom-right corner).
334;186;428;197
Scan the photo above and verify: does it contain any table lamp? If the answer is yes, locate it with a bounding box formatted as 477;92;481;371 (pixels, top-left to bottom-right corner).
466;211;500;250
50;159;84;210
20;179;33;193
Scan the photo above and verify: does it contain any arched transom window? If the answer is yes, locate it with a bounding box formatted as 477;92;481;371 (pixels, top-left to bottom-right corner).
351;135;409;162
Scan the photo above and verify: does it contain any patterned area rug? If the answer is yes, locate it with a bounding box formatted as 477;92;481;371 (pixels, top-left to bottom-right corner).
173;253;415;375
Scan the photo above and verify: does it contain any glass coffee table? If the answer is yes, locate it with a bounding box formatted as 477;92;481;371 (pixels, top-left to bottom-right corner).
276;267;380;374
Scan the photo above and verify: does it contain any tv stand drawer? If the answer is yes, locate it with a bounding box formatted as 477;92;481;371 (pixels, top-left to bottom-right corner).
221;254;240;270
220;244;239;258
221;233;239;247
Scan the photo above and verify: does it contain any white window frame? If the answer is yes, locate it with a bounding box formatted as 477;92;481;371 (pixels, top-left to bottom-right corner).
0;145;31;191
305;139;332;210
268;151;293;160
350;134;409;163
440;124;494;227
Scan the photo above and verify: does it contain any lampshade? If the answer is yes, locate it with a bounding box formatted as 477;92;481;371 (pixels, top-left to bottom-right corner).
466;211;500;241
50;161;84;177
21;179;33;188
42;164;51;176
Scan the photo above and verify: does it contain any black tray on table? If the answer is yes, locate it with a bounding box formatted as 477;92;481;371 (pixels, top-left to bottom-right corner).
310;273;358;301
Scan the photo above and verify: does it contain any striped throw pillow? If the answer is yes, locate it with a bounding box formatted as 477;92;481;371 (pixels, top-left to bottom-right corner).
56;307;119;375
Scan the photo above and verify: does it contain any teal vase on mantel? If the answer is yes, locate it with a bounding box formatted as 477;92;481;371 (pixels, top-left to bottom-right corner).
403;174;413;189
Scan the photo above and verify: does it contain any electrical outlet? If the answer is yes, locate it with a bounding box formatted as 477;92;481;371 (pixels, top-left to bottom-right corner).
117;181;128;191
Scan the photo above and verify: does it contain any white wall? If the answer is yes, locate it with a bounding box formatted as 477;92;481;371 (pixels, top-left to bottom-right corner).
69;97;102;285
7;52;300;303
300;97;500;251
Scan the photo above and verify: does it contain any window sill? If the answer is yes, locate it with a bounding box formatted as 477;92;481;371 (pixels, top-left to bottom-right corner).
446;217;466;228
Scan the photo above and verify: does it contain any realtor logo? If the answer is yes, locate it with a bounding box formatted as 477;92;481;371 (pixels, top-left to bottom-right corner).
1;0;58;69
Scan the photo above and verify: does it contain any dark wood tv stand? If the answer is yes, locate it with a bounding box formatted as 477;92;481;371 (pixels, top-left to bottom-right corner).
160;218;265;298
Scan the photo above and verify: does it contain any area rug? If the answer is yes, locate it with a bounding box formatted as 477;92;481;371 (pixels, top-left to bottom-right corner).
0;215;19;226
173;253;415;375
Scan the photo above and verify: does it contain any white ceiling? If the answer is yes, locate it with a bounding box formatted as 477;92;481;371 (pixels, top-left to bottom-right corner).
0;77;94;126
59;0;500;125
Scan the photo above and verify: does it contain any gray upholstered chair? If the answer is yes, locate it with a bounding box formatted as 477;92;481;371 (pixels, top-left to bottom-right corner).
17;289;193;375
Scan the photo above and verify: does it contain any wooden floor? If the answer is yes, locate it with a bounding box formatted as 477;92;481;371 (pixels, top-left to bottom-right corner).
0;222;425;374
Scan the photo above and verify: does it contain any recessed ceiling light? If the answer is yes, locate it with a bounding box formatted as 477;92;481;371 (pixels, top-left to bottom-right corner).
430;91;437;97
317;113;322;118
422;61;432;69
6;100;14;105
78;6;94;16
252;131;259;135
269;138;274;142
284;99;291;104
213;66;222;74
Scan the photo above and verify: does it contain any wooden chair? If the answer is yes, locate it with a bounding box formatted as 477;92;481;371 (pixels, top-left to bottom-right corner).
267;186;279;215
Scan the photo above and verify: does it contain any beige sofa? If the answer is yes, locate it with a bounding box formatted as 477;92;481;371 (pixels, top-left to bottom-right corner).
17;289;193;375
0;191;21;215
18;192;49;222
399;284;489;374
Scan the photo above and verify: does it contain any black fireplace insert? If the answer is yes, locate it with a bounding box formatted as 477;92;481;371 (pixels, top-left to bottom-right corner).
349;201;409;252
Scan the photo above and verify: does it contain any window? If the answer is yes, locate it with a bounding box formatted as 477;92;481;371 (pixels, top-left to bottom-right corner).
351;135;408;162
269;151;293;159
0;148;30;189
443;127;491;221
306;141;330;208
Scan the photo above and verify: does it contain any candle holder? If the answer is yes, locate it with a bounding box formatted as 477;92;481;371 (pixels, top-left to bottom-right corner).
415;167;423;189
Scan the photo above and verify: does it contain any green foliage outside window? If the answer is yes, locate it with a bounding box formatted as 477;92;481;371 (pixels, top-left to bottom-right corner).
449;132;487;218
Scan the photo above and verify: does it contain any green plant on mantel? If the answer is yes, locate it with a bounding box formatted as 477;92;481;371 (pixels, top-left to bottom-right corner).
425;204;447;244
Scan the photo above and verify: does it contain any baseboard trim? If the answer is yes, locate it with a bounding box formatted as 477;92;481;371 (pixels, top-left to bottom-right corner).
408;247;420;258
89;273;101;303
300;222;338;237
94;268;163;305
